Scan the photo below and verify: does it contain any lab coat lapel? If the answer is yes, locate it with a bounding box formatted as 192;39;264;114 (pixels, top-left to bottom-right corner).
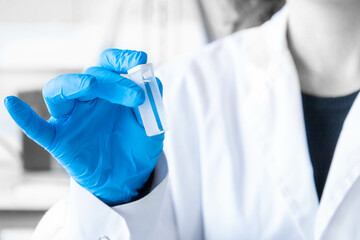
265;7;319;239
267;50;319;239
314;94;360;239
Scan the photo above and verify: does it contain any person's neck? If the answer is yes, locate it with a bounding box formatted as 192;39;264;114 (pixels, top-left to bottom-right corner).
287;0;360;97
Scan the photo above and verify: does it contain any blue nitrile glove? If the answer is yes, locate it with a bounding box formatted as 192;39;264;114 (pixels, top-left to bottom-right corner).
4;49;164;206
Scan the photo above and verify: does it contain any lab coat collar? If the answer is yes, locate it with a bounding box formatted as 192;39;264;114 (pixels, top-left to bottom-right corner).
266;5;319;239
265;5;289;57
267;5;360;239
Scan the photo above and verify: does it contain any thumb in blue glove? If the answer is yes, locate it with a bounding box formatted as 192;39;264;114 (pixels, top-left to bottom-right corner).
4;49;164;206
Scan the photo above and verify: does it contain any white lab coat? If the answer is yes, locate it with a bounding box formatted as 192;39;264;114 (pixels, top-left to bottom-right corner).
31;6;360;240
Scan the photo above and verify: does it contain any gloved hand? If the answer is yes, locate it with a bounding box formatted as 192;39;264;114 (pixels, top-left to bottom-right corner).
4;49;164;206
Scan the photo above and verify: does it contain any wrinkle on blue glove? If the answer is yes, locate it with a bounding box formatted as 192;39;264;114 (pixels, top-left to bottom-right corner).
4;49;164;206
98;49;147;73
42;74;96;118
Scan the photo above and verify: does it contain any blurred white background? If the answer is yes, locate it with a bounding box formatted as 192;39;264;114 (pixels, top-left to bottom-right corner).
0;0;283;239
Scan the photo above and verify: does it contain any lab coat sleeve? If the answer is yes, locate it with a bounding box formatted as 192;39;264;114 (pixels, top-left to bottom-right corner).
31;152;178;240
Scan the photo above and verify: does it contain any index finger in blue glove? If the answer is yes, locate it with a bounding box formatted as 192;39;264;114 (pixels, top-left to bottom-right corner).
82;67;145;106
42;74;96;119
4;96;55;149
97;49;147;73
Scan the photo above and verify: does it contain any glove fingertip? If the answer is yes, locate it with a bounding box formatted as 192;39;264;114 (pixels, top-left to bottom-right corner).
98;49;149;73
137;51;148;65
124;89;145;107
4;96;13;107
4;96;22;112
123;50;148;71
135;89;146;106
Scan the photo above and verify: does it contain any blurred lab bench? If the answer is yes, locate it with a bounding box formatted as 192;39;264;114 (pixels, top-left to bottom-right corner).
0;228;34;240
0;170;69;239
